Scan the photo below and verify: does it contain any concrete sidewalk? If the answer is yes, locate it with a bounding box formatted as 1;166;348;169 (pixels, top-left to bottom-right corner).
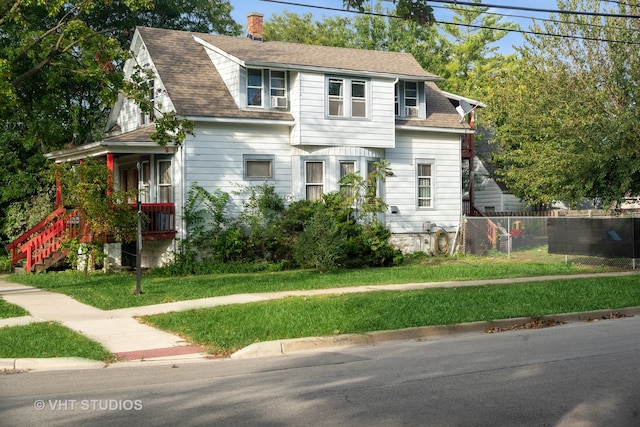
1;271;639;371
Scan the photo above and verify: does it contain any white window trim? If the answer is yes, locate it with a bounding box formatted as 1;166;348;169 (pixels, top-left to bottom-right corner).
304;160;325;201
404;81;419;118
416;159;435;210
326;76;369;119
247;68;264;108
269;70;288;109
157;159;173;203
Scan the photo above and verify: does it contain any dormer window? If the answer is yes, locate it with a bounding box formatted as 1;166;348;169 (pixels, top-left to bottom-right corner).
140;79;155;125
404;81;418;117
247;68;263;107
270;70;287;109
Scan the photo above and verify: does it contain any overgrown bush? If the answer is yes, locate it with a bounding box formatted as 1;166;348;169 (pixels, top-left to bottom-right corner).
170;164;403;274
292;205;345;273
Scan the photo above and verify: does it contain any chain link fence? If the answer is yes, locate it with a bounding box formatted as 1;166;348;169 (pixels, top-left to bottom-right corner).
460;216;639;270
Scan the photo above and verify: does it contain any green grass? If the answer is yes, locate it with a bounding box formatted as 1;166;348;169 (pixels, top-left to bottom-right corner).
0;322;115;361
0;298;29;319
142;275;640;355
5;256;615;310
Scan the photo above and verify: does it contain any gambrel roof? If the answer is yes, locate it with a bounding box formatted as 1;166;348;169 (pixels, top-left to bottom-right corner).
136;26;467;131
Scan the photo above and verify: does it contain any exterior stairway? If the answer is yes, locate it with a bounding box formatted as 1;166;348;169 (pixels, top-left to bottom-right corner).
5;207;82;273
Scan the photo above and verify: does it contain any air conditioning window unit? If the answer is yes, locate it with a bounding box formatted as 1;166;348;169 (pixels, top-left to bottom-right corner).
405;106;418;117
271;96;287;109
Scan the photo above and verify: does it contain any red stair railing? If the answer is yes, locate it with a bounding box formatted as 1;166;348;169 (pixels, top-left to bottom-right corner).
5;208;82;273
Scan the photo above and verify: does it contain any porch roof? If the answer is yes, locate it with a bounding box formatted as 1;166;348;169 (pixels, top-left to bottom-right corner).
45;126;175;162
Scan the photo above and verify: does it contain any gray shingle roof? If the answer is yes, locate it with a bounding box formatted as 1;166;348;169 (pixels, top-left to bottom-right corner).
136;26;467;130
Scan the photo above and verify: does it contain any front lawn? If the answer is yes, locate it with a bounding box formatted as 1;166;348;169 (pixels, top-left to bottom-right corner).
0;298;29;319
5;256;616;310
142;275;640;355
0;322;115;361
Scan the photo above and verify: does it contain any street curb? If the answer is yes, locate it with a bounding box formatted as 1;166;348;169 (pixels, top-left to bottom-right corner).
1;357;106;372
230;306;640;359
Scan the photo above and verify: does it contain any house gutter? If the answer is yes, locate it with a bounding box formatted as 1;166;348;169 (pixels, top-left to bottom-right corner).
395;125;474;134
186;116;296;126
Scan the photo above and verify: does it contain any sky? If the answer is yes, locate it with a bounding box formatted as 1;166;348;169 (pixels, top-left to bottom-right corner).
228;0;557;55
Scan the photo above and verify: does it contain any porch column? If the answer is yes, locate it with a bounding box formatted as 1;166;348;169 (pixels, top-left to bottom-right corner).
107;153;114;195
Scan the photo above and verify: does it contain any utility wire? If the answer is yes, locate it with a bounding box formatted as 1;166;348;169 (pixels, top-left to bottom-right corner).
260;0;640;45
414;0;640;19
433;4;632;34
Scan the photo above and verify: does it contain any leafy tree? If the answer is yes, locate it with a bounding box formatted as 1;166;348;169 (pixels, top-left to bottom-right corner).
46;158;140;270
0;0;240;242
437;0;518;98
483;0;640;207
344;0;434;25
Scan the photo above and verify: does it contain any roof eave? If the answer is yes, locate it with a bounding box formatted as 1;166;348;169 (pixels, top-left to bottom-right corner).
46;141;177;163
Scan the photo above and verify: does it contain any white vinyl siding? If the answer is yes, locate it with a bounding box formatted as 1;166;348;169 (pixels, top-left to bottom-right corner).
295;73;395;148
385;131;462;234
182;123;293;231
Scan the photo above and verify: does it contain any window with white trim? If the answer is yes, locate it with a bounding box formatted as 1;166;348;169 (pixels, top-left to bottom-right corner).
327;77;368;118
404;81;418;117
351;80;367;117
417;162;433;208
157;160;172;203
140;161;150;203
244;155;274;180
305;161;324;201
328;78;344;116
140;79;155;125
270;70;287;109
247;68;263;107
339;161;356;194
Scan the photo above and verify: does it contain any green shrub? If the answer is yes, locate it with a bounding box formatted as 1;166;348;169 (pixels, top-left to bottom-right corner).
293;206;344;273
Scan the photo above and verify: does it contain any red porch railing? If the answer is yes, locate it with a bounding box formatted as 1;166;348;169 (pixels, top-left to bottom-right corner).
16;209;83;273
5;206;68;267
133;203;176;241
7;203;175;273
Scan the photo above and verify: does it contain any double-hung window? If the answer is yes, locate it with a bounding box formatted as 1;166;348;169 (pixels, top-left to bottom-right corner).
158;160;172;203
351;80;367;117
140;79;155;125
328;78;344;116
305;161;324;201
270;70;287;109
404;81;418;117
327;77;368;118
339;161;356;195
247;68;263;107
417;161;433;208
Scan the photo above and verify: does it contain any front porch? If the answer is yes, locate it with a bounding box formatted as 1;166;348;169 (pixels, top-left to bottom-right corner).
6;204;176;273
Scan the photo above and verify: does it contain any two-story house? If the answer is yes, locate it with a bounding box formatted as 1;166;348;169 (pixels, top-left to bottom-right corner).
22;14;472;271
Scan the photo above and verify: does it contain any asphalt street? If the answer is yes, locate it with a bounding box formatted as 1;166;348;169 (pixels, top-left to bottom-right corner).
2;313;639;426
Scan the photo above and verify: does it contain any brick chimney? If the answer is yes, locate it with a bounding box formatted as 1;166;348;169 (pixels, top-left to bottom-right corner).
247;13;264;41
